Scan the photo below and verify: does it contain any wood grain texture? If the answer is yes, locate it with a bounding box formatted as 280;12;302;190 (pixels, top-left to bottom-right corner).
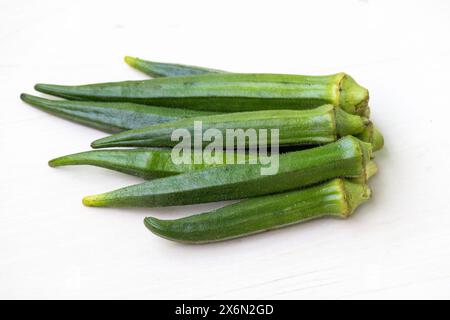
1;0;450;299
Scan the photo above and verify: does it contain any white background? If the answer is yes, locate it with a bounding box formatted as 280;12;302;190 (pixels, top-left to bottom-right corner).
1;0;450;299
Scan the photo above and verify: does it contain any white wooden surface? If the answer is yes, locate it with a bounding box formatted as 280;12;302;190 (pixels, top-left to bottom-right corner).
1;0;450;299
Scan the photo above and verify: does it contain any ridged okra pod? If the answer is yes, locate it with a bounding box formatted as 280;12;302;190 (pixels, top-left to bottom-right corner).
49;149;251;179
35;72;369;115
20;93;214;133
49;149;376;181
124;57;374;117
90;105;379;149
82;136;372;208
124;56;226;77
49;149;199;179
144;179;371;243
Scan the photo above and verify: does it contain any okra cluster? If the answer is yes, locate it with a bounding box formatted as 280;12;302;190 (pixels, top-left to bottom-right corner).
21;57;384;244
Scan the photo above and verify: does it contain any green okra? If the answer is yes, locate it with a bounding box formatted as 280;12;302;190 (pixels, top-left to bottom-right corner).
49;149;195;179
90;104;374;149
144;178;371;243
20;93;215;133
49;149;254;179
124;56;226;78
49;147;376;181
123;58;383;147
124;57;375;118
35;72;369;115
82;136;372;208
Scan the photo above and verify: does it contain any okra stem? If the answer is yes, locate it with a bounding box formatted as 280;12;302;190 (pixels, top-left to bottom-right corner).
124;56;226;77
35;72;369;115
90;105;369;149
355;122;384;152
366;160;378;178
349;160;378;184
20;93;215;133
144;179;371;243
82;136;372;208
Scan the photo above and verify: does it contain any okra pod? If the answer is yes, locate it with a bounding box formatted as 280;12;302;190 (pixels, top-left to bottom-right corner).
82;136;372;208
49;149;198;179
124;56;226;78
124;57;374;119
20;93;215;133
49;149;251;179
90;104;374;149
35;72;369;115
144;178;371;243
49;148;376;181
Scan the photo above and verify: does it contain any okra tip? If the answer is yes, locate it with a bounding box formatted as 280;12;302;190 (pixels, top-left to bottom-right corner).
49;150;108;167
144;217;190;243
83;188;127;207
48;154;78;167
124;56;138;67
21;93;51;106
91;129;139;148
144;217;166;237
82;194;104;207
20;93;31;103
48;158;60;167
34;83;64;96
124;56;155;76
20;93;40;108
90;136;116;149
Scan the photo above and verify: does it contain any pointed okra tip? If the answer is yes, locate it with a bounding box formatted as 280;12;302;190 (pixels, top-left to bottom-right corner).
91;129;135;148
48;154;75;167
124;56;139;67
90;136;116;149
34;83;53;94
34;83;72;98
124;56;157;76
20;93;30;102
144;217;164;234
21;93;49;106
82;194;106;207
20;93;38;107
48;158;59;167
144;217;185;243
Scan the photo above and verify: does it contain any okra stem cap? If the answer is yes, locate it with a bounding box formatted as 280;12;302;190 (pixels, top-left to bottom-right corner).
342;180;372;216
339;74;369;115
